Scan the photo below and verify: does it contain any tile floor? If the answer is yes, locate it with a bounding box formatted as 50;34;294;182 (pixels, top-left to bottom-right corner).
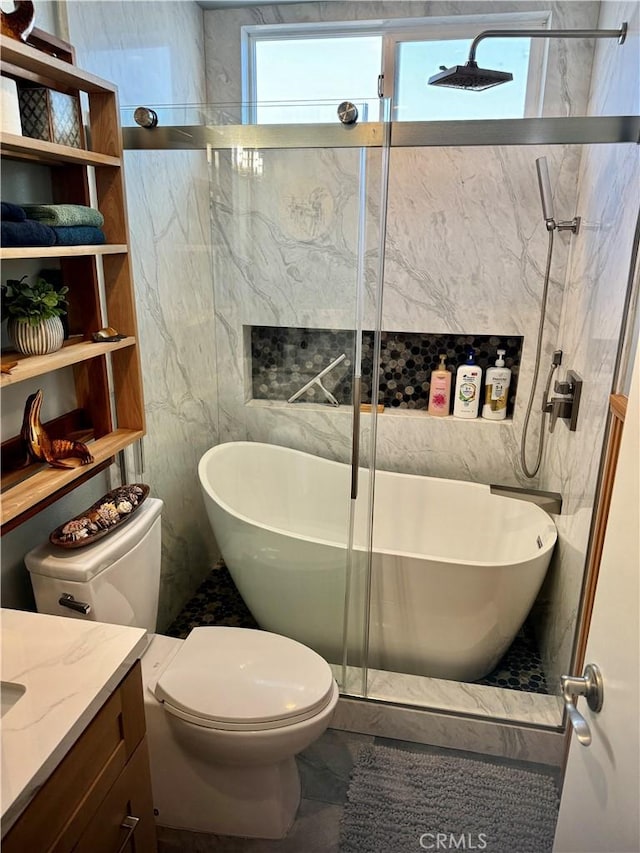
165;565;548;694
156;729;561;852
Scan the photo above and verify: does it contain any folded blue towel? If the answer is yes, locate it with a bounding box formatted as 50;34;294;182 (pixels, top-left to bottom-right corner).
52;226;106;246
1;220;56;247
1;201;27;222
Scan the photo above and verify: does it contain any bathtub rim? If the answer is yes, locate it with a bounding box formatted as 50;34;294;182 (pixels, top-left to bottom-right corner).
198;441;557;568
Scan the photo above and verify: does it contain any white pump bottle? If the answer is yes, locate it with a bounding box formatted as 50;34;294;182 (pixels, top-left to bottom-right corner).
482;349;511;420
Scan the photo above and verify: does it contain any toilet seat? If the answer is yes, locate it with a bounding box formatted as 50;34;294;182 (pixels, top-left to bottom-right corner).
154;627;336;731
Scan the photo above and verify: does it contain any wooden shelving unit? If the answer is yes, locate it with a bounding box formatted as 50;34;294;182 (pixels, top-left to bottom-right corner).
1;430;145;527
1;336;136;386
0;244;128;259
1;34;145;530
0;131;121;167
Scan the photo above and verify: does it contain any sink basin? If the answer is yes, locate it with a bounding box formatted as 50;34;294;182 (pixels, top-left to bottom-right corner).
1;681;26;717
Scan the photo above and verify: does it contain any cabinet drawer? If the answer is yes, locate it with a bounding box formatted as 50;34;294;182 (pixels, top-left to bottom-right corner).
4;661;147;853
74;738;156;853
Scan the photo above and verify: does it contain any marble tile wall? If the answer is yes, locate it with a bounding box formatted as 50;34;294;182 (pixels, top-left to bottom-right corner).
204;2;593;488
210;141;579;486
534;1;640;689
64;1;219;629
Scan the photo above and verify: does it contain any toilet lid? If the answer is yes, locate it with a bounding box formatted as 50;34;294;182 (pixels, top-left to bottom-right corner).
154;627;335;731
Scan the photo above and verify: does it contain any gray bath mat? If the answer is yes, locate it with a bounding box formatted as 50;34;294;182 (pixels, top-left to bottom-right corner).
339;745;559;853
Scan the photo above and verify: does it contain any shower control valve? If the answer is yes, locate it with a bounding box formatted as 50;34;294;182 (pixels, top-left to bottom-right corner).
554;379;574;395
545;369;583;433
548;398;569;433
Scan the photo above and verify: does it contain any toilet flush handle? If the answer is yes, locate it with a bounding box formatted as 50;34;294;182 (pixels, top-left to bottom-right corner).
59;593;91;615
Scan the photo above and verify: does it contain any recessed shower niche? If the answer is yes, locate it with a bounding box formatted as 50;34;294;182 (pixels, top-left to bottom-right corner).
250;325;523;414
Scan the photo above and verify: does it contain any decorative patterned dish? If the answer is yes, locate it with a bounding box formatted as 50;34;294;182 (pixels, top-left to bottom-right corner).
49;484;149;548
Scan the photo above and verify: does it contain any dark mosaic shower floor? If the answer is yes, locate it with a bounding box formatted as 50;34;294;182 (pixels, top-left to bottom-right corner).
165;564;548;695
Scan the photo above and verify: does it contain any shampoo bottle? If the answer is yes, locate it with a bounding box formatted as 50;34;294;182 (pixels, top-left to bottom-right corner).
453;348;482;419
428;353;451;417
482;349;511;421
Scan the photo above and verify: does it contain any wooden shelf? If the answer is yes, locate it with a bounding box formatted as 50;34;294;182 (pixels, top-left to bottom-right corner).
1;33;145;532
1;244;128;259
0;429;144;526
0;35;115;94
1;337;136;387
0;132;121;167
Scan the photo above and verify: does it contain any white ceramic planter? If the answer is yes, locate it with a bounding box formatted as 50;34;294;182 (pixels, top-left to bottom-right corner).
8;316;64;356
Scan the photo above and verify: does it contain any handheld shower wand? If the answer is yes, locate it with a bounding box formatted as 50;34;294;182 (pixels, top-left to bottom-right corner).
536;157;555;227
520;158;580;479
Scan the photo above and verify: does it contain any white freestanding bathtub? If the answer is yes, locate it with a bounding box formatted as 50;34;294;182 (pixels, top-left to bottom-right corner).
198;441;557;682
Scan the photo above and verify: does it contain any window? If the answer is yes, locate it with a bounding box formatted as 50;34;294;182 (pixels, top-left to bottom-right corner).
243;12;549;124
253;36;380;124
394;37;533;121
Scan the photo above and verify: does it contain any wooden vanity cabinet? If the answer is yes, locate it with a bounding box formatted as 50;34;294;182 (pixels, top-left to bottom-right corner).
3;661;157;853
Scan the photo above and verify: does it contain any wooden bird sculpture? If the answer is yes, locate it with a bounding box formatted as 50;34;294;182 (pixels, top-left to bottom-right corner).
1;1;35;42
21;389;94;469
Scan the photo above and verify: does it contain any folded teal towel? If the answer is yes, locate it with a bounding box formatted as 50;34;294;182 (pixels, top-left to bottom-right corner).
23;204;104;228
53;226;106;246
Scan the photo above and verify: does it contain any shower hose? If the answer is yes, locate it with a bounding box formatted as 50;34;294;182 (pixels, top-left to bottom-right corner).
520;227;559;479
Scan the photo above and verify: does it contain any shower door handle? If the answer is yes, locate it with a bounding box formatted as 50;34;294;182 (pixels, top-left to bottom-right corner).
350;376;361;500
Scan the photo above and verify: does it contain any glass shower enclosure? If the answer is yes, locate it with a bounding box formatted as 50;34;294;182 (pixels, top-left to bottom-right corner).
122;102;640;731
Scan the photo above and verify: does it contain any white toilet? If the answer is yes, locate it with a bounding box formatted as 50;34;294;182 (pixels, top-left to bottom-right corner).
25;497;338;839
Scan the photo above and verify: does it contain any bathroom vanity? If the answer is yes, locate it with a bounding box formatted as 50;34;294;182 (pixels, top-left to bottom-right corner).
1;609;157;852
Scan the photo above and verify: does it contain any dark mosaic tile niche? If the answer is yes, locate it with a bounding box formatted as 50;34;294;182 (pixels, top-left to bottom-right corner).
251;326;523;414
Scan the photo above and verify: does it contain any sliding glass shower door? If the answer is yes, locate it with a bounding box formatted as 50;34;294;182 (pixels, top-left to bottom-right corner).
205;103;390;684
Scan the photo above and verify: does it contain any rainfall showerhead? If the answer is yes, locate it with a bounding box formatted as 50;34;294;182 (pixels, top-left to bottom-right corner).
427;22;627;92
428;60;513;91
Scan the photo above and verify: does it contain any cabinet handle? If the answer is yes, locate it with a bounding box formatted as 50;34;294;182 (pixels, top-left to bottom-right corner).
116;815;140;853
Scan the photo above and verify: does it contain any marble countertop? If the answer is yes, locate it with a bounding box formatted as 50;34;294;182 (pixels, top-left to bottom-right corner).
1;608;147;834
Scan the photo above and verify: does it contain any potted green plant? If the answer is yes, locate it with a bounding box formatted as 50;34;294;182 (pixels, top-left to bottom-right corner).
1;275;68;356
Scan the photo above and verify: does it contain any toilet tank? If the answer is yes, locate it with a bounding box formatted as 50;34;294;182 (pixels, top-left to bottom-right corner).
25;497;163;632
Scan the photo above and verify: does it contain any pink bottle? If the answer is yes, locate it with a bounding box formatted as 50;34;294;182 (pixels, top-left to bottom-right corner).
428;354;451;417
